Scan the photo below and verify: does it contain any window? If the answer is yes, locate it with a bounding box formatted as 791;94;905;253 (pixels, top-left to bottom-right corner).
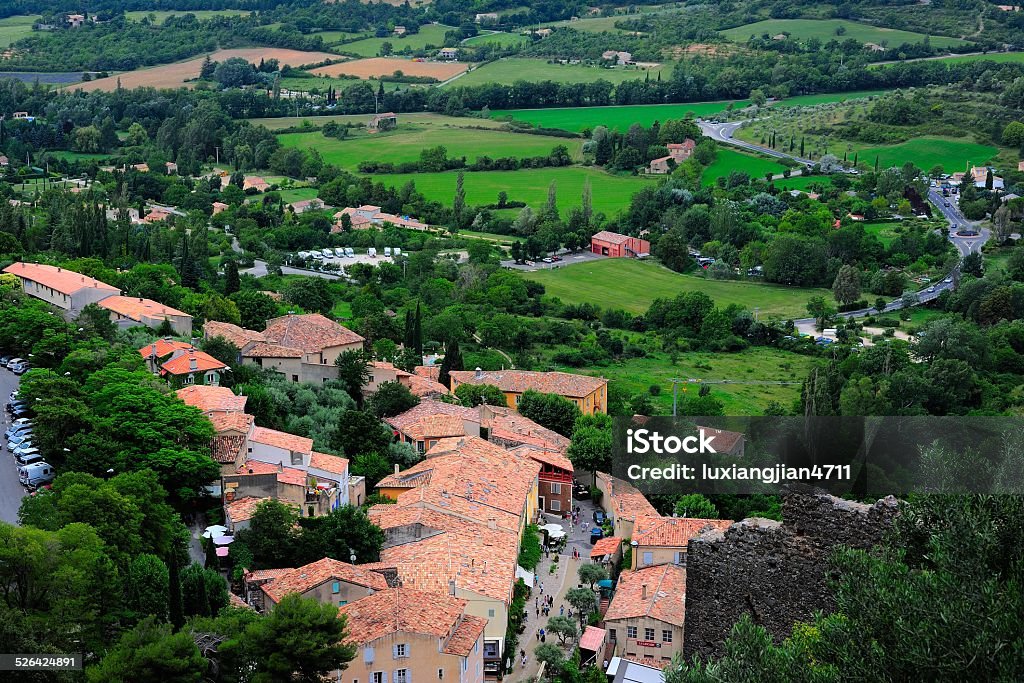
395;670;408;683
642;551;653;566
626;626;637;639
609;629;617;642
364;647;375;665
550;482;561;495
291;451;303;466
438;669;444;680
185;374;195;385
487;608;495;617
551;500;560;511
645;628;655;641
662;630;673;643
483;641;499;658
675;552;686;565
394;644;408;658
332;582;340;593
416;441;425;453
291;374;299;382
371;673;384;683
514;394;521;404
338;600;347;607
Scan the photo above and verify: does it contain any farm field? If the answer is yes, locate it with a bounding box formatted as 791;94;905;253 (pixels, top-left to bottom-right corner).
337;24;453;57
312;57;466;80
0;15;37;47
251;111;507;131
774;89;890;107
451;58;662;88
545;347;813;415
858;137;997;173
124;10;249;23
309;30;364;45
72;48;342;92
870;51;1024;69
702;148;788;185
492;99;748;132
525;258;833;318
719;19;967;48
462;31;530;48
277;126;582;168
369;166;653;215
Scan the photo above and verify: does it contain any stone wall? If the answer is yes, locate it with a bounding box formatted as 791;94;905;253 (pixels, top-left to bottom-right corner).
682;486;899;660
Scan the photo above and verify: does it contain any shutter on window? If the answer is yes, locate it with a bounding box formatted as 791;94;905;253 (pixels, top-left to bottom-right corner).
392;645;398;659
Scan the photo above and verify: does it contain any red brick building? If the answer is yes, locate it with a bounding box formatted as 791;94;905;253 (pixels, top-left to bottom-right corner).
590;231;651;258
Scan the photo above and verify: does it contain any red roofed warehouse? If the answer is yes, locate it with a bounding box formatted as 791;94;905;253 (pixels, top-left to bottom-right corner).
3;262;121;313
590;231;651;259
98;295;193;336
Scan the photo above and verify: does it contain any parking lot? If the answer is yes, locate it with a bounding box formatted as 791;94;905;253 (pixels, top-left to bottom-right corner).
0;366;27;524
501;250;603;271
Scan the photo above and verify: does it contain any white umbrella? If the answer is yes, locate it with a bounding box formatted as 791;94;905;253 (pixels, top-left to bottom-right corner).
205;524;228;533
202;529;226;539
213;535;235;546
540;524;566;539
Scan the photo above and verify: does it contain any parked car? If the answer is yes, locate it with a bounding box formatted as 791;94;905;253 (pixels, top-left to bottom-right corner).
6;418;31;436
590;527;604;544
345;247;355;257
321;249;334;259
15;450;43;467
384;247;392;257
7;400;26;413
393;247;401;256
11;362;29;375
367;247;377;257
573;484;590;500
593;510;606;525
10;405;29;418
334;247;346;257
9;390;18;401
13;443;38;458
6;357;24;370
0;355;13;366
8;432;33;449
19;461;55;490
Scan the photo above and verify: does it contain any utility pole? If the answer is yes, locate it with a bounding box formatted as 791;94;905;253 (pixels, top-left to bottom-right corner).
668;378;686;417
215;146;220;166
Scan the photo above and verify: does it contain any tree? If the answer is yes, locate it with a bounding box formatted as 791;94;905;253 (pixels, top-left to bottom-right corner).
200;335;241;368
454;383;507;407
367;380;419;417
335;349;372;405
284;278;333;315
567;414;612;475
332;409;393;459
1002;121;1024;148
578;563;608;589
547;615;579;644
566;587;598;616
806;295;835;331
231;290;279;330
962;252;984;278
673;493;719;519
127;554;170;622
453;171;466;226
87;617;206;683
224;259;240;295
832;265;862;306
436;340;463;389
517;390;582;437
535;643;566;675
237;499;299;569
297;505;385;564
180;563;228;618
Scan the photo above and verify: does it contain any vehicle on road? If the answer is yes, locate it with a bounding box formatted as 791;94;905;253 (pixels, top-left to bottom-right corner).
6;358;24;370
11;362;29;375
8;432;32;449
590;527;604;544
542;257;553;263
19;461;55;490
0;355;12;366
927;286;936;293
944;201;951;207
593;510;606;525
944;277;953;283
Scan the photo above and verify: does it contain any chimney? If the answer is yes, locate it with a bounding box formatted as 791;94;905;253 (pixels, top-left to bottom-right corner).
641;584;648;600
394;463;400;474
474;367;483;379
189;350;198;371
487;518;496;530
448;580;456;596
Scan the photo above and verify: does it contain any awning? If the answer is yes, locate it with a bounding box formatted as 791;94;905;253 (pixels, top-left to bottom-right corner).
516;566;534;585
579;626;606;652
540;523;566;539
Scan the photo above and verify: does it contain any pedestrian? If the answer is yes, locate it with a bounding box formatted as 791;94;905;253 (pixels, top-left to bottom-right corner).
522;655;527;667
536;629;540;640
540;582;544;595
560;605;565;616
536;607;540;618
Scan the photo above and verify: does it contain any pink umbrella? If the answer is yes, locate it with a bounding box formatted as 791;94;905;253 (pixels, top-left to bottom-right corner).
215;547;229;557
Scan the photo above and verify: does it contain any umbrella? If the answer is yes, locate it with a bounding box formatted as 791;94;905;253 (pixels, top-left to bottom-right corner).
205;524;228;533
215;547;229;557
213;535;235;546
540;523;566;539
202;529;226;539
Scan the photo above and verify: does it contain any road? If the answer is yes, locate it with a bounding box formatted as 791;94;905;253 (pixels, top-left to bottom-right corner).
243;259;343;280
698;120;818;167
0;369;26;524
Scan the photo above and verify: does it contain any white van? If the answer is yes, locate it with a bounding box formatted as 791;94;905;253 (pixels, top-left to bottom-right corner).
393;247;401;256
367;247;377;257
384;247;392;257
345;247;355;257
322;248;334;259
334;247;346;257
19;461;55;489
15;450;43;467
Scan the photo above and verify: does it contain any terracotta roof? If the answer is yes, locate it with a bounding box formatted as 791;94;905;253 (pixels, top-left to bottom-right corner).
236;460;280;476
209;411;253;434
414;365;441;381
228;592;251;609
98;295;189;321
204;321;265;349
590;230;634;245
225;496;273;524
263;313;363;353
2;263;120;297
515;446;574;473
262;558;388;603
385;400;476;439
245;568;294;583
277;467;307;487
633;515;732;548
176;385;247;414
696;426;745;455
605;564;686;627
243;342;303;358
444;615;487;656
338;588;474;646
405;374;450;397
160;349;228;376
250;426;313;454
579;625;606;651
309;451;349;476
598;472;659;522
139;338;192;359
211;432;247;464
449;369;606;398
486;406;570;454
590;536;622;558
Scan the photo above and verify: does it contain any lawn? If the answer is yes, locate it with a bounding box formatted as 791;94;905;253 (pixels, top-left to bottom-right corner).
452;58;663;88
491;99;748;132
277;126;583;168
862;220;904;247
544;347;814;416
369;166;653;216
124;10;248;23
337;24;453;58
772;175;833;191
462;31;531;48
773;89;890;107
0;15;37;47
720;19;968;48
525;258;833;318
859;137;997;173
275;187;320;203
702;148;788;185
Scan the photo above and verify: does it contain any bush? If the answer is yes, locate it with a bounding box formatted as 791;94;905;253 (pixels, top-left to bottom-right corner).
553;349;587;367
875;317;901;328
648;384;661;396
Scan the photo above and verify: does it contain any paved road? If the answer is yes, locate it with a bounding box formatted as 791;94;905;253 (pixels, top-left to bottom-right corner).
698;120;818;167
243;259;343;280
0;369;26;524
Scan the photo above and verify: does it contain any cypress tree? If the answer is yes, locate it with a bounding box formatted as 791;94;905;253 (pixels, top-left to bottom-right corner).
437;340;463;389
224;259;240;295
413;302;423;356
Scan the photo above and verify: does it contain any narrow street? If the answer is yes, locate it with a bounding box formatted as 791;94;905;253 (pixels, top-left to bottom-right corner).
0;370;26;524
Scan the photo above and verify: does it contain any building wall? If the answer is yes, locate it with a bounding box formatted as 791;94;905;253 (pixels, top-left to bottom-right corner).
683;489;899;660
539;477;571;514
245;356;304;383
455;586;506;672
605;616;683;666
17;278;113;312
109;312;192;336
495;385;605;415
266;578;378;610
338;630;484;683
167;369;222;389
631;545;686;571
320;341;364;367
590;238;650;259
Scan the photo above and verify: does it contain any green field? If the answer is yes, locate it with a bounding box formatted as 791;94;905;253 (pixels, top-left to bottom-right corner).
772;175;833;191
860;137;997;173
45;151;112;161
251;112;508;131
310;30;364;45
278;76;403;93
863;220;904;247
702;148;788;185
545;347;813;415
720;19;967;48
492;99;748;132
276;187;319;203
525;258;833;318
278;126;582;168
773;89;890;108
339;24;453;58
871;51;1024;69
370;166;653;216
125;10;248;23
0;15;37;47
453;58;663;88
462;31;530;48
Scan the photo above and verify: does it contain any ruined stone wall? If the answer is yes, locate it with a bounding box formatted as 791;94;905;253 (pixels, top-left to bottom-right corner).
682;487;899;660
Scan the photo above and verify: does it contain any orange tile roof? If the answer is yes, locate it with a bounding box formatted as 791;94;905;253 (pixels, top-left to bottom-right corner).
598;472;659;522
228;592;251;609
236;460;281;476
632;515;732;548
579;625;606;651
449;369;606;398
309;451;349;476
338;588;474;646
590;230;634;245
98;295;189;321
243;342;304;358
245;568;294;583
263;313;363;353
250;426;313;454
512;446;574;473
604;564;687;628
225;496;273;524
444;615;487;656
262;557;388;603
209;411;253;434
277;467;307;487
160;349;229;376
414;365;441;381
204;320;265;349
385;400;476;438
389;486;523;533
176;385;247;414
487;406;570;454
211;432;247;464
3;262;120;296
405;374;450;397
139;338;192;359
590;536;622;558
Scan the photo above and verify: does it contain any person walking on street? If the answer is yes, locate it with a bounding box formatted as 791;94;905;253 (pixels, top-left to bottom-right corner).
540;582;544;595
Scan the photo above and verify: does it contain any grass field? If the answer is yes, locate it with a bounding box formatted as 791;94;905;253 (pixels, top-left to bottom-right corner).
859;137;997;173
452;58;662;88
870;51;1024;69
125;10;248;23
525;258;833;318
338;24;453;58
720;19;967;48
462;31;530;48
774;89;890;107
772;175;833;191
276;187;319;203
310;30;363;45
251;112;508;131
545;347;813;415
370;166;653;215
0;15;37;47
862;220;904;247
278;126;582;168
492;99;748;132
702;148;788;185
